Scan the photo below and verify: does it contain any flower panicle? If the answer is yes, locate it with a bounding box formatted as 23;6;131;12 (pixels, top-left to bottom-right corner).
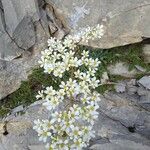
34;24;104;150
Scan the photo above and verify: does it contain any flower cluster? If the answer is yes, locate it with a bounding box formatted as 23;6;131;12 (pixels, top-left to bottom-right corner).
34;24;104;150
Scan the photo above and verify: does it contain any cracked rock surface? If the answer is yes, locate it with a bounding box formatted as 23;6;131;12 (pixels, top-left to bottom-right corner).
0;0;67;60
0;77;150;150
48;0;150;48
0;1;150;148
0;0;67;99
0;0;150;99
1;0;150;58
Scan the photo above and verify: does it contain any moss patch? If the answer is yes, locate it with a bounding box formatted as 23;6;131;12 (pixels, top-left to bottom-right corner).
0;68;60;117
96;84;115;94
0;43;150;117
89;43;150;76
87;43;150;93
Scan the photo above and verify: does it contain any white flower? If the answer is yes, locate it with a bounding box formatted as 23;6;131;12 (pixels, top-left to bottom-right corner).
52;52;61;60
56;43;66;54
81;95;90;104
101;71;109;84
81;24;104;42
80;73;90;82
38;129;51;143
33;119;42;131
34;24;105;150
74;70;82;79
57;89;65;100
91;92;101;102
53;68;63;78
87;68;96;76
36;90;44;99
42;119;55;130
44;86;56;96
69;126;82;139
96;24;105;38
38;56;47;67
81;50;89;58
59;81;68;91
71;138;86;150
69;57;82;67
63;35;76;49
43;96;60;110
44;63;55;74
89;77;100;89
93;58;101;68
79;81;90;94
41;49;52;58
82;126;95;141
45;143;50;149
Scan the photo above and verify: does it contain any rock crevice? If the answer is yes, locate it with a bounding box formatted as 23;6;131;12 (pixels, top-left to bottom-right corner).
0;78;150;150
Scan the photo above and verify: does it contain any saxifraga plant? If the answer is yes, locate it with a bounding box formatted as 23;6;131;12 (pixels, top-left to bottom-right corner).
33;24;104;150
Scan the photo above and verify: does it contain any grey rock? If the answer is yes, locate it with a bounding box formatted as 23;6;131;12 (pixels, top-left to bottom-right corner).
54;28;66;39
0;3;5;34
11;105;24;114
138;76;150;89
1;0;39;35
127;79;136;86
47;0;150;49
139;93;150;103
28;145;46;150
0;59;6;70
90;140;150;150
127;85;138;95
139;93;150;111
0;53;39;99
137;87;148;96
0;1;24;60
45;3;68;39
0;0;150;149
143;44;150;63
135;112;150;139
1;87;150;149
39;9;51;37
107;62;138;78
49;21;58;34
115;83;126;93
135;65;146;72
0;101;50;150
0;22;48;100
0;31;23;60
101;92;149;127
1;0;18;34
0;0;40;60
29;100;46;107
90;143;126;150
0;3;23;60
12;16;36;50
0;0;2;9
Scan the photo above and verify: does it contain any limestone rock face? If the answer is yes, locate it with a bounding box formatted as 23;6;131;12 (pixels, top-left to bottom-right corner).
0;1;150;149
0;22;48;100
0;0;67;99
0;78;150;150
0;0;150;99
1;0;150;59
12;16;36;50
143;44;150;63
0;0;40;60
1;0;39;35
47;0;150;48
107;62;138;78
